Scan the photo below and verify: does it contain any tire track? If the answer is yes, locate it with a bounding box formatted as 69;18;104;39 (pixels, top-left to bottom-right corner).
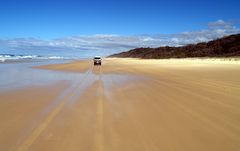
95;66;104;151
16;67;93;151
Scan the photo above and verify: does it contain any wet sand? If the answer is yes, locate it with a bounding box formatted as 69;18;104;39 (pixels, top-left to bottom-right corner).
37;60;92;73
1;58;240;151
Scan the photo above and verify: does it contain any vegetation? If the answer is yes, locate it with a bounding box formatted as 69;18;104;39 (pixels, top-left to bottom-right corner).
109;34;240;59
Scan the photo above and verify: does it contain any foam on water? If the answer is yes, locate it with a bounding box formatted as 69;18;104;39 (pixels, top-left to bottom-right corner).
0;54;68;62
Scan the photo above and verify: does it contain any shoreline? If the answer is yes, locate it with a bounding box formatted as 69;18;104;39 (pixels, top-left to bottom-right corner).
1;58;240;151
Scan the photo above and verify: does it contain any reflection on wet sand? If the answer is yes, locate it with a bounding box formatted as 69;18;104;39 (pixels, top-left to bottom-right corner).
92;65;102;75
1;58;240;151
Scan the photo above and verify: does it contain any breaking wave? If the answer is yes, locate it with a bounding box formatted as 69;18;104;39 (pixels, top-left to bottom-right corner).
0;54;68;62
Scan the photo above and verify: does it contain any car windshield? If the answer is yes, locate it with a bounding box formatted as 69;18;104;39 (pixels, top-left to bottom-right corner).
94;57;101;59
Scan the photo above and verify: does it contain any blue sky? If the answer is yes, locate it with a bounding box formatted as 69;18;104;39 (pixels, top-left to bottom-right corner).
0;0;240;57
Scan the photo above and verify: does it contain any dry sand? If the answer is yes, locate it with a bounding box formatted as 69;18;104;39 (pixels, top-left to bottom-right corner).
1;58;240;151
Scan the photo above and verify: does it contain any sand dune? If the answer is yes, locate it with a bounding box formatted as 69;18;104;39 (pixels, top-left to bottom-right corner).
0;58;240;151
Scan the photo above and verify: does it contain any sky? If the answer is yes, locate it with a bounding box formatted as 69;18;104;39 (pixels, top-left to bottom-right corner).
0;0;240;58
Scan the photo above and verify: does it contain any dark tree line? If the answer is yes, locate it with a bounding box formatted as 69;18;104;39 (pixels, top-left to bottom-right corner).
109;34;240;59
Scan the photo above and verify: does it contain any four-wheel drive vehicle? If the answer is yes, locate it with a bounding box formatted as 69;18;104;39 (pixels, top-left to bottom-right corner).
93;56;102;65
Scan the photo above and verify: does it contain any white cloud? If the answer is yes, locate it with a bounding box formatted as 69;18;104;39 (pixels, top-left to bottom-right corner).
208;20;234;29
0;20;239;57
